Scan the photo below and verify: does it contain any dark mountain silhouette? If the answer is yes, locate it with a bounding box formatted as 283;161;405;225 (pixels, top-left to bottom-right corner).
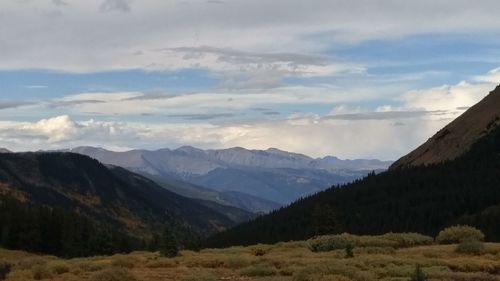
206;84;500;247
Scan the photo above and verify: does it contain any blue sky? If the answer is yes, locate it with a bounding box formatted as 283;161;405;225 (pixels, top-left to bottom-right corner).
1;0;500;159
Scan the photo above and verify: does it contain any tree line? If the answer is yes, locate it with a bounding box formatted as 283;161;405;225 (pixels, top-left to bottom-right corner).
0;196;189;258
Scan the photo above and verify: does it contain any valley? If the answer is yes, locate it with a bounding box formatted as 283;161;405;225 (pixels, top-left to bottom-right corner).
2;231;500;281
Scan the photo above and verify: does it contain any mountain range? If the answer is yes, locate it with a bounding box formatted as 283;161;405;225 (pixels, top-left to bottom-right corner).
207;84;500;247
69;146;392;213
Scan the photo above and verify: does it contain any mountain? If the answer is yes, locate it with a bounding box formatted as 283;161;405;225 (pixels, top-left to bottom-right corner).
206;84;500;247
70;146;391;212
391;85;500;170
137;173;281;213
0;152;252;240
0;148;11;153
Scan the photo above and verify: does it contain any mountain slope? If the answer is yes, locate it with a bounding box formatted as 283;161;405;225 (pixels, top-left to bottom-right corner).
71;146;391;211
391;85;500;170
0;152;249;239
207;84;500;247
137;172;280;213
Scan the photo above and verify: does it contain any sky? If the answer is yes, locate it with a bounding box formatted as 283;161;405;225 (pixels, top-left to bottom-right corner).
1;0;500;160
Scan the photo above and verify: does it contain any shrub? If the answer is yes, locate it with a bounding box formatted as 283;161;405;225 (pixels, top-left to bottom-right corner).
0;261;11;281
32;265;53;280
381;233;434;247
16;257;47;270
249;244;271;256
410;265;427;281
455;239;485;255
91;268;137;281
240;265;277;277
49;262;70;275
145;259;177;268
224;256;251;269
309;235;352;252
111;256;135;268
345;244;354;258
76;261;106;272
436;225;485;244
308;233;433;252
181;274;220;281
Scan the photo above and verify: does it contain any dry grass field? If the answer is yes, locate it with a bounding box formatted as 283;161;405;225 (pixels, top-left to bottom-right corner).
2;232;500;281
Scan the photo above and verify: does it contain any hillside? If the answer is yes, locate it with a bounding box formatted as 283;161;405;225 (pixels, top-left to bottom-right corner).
138;173;280;213
70;146;391;212
391;85;500;170
207;85;500;247
0;152;251;241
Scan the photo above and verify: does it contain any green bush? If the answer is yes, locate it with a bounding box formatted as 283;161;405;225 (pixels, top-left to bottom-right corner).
308;232;432;252
455;239;485;255
309;235;352;252
436;225;485;244
380;233;434;247
91;268;137;281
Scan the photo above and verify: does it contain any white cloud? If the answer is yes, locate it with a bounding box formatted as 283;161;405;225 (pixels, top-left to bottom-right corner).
0;114;435;160
401;81;494;118
0;68;499;159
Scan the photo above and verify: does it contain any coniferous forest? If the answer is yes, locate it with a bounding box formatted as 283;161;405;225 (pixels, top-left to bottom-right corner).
206;123;500;247
0;196;141;257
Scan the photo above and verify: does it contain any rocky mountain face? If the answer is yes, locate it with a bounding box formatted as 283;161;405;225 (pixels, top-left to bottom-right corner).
71;146;392;212
391;85;500;170
0;152;253;238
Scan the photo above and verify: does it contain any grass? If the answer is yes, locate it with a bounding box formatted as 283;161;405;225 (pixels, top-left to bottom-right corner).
1;233;500;281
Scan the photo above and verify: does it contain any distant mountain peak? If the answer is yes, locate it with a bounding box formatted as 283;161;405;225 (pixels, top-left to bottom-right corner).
391;84;500;170
0;148;11;153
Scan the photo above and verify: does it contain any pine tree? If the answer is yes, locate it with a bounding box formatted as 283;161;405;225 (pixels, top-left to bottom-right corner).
160;226;178;258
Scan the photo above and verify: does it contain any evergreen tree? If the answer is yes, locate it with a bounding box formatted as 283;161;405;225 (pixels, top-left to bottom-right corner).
160;226;179;258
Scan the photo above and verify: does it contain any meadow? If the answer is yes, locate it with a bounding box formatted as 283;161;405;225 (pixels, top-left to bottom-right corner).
1;231;500;281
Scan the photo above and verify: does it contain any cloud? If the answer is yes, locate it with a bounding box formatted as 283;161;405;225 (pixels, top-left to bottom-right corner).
0;100;36;110
2;0;500;73
166;113;237;120
0;114;432;160
52;0;67;6
401;81;494;115
323;110;444;121
1;68;499;159
22;85;48;89
99;0;132;13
